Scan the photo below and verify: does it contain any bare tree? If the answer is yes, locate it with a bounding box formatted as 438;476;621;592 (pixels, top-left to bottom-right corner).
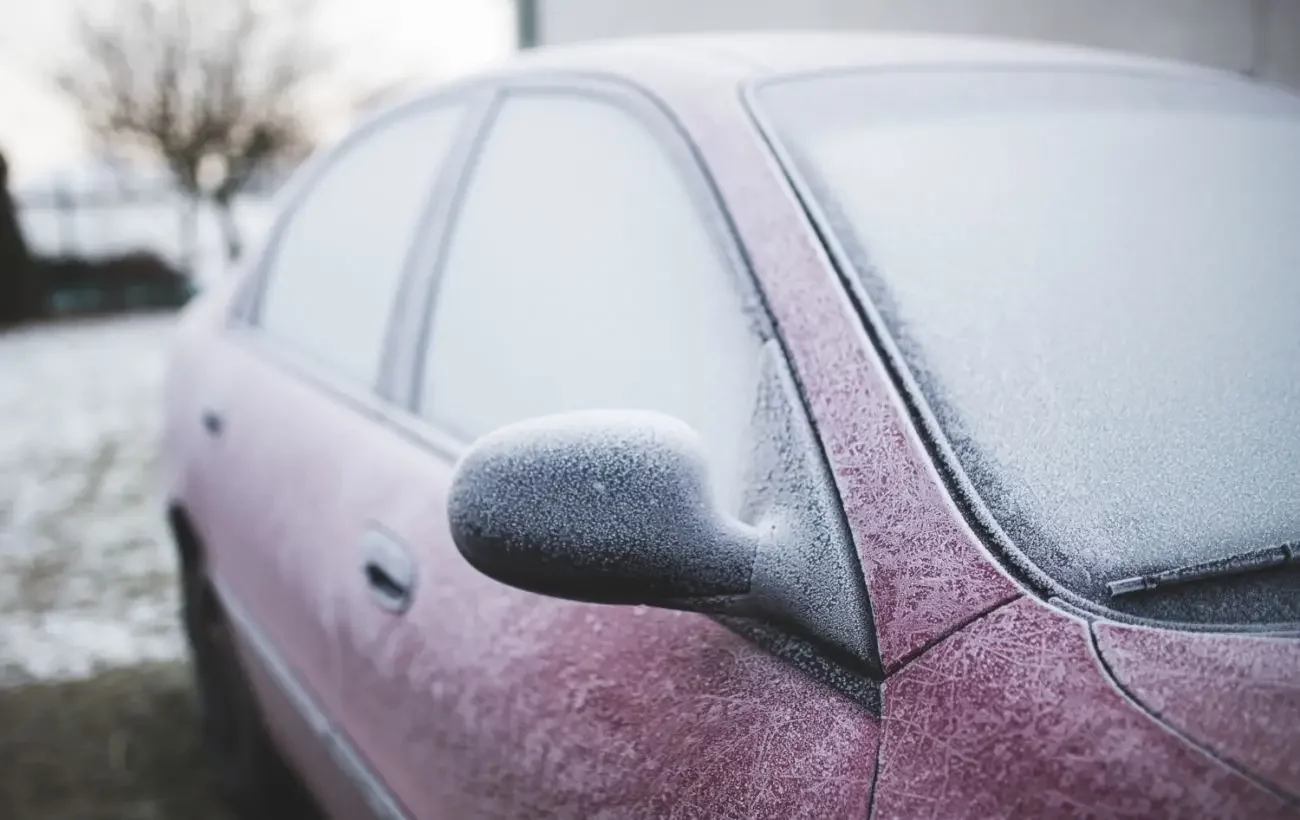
56;0;325;269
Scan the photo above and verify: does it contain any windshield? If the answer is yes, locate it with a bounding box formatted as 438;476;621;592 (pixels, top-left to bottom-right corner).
758;69;1300;622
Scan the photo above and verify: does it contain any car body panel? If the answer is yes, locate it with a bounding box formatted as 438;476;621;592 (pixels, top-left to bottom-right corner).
162;275;239;532
873;597;1295;818
221;579;390;820
166;283;384;814
162;34;1300;820
1095;621;1300;800
180;325;404;812
195;333;358;722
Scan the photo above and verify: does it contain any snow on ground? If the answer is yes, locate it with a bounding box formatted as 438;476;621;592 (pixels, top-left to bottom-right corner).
0;314;184;685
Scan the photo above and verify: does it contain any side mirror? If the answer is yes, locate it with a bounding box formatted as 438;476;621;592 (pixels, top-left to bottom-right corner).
447;342;880;677
447;410;760;612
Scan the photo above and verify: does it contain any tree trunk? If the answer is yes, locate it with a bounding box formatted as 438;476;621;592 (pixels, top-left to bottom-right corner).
179;196;200;279
215;198;242;265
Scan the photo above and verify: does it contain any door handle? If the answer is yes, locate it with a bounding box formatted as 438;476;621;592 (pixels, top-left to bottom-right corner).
201;409;224;437
365;563;409;601
361;527;416;614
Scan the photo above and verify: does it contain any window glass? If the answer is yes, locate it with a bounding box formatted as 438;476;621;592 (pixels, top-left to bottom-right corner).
422;94;762;512
259;104;465;385
760;70;1300;613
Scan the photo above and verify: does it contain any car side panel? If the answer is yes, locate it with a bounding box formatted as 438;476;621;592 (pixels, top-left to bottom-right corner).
196;337;350;716
871;597;1291;819
191;333;388;816
166;282;380;815
163;277;241;536
331;420;882;818
226;621;378;820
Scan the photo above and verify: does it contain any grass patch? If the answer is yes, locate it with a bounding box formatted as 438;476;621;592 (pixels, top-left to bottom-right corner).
0;661;231;820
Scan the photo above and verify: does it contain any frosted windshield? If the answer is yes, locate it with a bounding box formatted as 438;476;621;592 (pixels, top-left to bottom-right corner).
760;70;1300;612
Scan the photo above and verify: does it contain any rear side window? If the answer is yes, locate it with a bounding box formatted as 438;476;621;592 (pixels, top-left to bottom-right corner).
419;93;763;512
257;104;465;386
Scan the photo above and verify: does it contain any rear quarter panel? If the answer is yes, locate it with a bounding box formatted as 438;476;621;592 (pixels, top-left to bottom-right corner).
162;275;242;530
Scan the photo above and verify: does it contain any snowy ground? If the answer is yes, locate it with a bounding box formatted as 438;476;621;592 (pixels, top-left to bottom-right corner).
0;314;184;685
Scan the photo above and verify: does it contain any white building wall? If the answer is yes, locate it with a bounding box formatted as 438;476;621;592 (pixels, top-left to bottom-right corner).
536;0;842;42
534;0;1300;90
1262;0;1300;88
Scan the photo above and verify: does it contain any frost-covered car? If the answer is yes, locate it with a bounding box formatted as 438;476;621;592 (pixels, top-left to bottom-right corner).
162;33;1300;819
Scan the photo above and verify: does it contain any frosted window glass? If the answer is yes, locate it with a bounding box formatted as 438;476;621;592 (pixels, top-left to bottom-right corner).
423;96;761;512
260;105;465;385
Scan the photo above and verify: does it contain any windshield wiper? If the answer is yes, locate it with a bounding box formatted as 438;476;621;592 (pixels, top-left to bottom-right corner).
1107;543;1299;598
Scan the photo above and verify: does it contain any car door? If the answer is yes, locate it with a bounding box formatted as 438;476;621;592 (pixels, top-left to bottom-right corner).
330;81;884;818
191;95;479;814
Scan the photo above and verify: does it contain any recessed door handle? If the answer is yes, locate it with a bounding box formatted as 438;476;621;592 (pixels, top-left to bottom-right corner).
361;528;416;614
365;562;409;601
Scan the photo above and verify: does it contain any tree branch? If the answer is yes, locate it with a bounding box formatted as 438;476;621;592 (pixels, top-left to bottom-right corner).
56;0;328;263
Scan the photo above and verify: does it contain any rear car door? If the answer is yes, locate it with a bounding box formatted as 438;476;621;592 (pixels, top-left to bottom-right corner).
333;81;884;817
191;96;476;812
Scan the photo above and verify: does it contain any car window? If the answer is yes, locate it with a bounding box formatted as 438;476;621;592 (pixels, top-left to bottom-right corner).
420;93;763;513
759;70;1300;617
257;103;466;386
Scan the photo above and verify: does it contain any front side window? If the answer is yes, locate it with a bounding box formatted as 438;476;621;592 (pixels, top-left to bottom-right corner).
759;70;1300;620
420;93;763;513
258;104;466;386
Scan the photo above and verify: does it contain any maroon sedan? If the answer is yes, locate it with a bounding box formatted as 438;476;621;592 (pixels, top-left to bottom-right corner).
163;33;1300;819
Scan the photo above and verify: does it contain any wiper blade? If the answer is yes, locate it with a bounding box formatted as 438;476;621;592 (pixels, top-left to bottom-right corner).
1108;543;1299;598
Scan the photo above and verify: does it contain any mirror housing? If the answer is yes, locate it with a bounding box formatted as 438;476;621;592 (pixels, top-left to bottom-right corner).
447;410;760;611
447;342;880;678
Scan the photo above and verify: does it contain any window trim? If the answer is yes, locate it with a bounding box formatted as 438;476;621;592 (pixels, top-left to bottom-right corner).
401;73;777;448
224;84;499;413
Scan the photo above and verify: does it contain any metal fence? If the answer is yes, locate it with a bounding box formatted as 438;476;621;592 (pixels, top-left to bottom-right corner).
15;177;278;284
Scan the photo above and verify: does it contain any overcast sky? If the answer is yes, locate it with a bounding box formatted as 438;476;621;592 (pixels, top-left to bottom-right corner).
0;0;515;185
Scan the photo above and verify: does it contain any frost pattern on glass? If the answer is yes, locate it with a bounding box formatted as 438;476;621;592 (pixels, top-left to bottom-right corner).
1095;621;1300;798
421;94;763;515
873;598;1294;818
662;79;1019;670
259;104;465;385
763;71;1300;614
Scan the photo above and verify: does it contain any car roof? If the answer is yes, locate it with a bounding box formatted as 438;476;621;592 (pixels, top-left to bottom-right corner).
499;30;1223;85
364;32;1241;129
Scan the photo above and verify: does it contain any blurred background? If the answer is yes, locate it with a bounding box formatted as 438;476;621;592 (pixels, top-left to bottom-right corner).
0;1;1296;817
